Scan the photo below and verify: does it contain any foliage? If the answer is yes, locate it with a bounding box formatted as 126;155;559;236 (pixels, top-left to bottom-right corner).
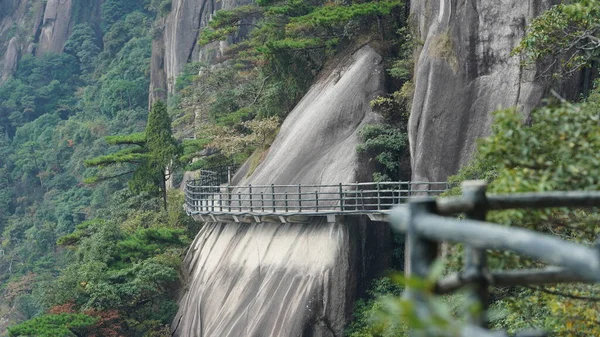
346;270;477;337
0;2;185;334
37;194;189;335
176;0;406;167
0;53;80;137
145;0;172;16
345;276;406;337
63;24;101;74
514;0;600;80
443;88;600;334
85;101;181;209
385;26;417;118
100;0;143;32
357;124;409;181
205;116;279;156
7;313;98;337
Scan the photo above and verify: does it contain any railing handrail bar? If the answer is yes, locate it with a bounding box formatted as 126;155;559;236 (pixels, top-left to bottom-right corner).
184;181;449;189
390;208;600;282
436;190;600;215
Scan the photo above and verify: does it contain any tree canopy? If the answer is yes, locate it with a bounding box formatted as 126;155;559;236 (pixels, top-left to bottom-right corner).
0;3;189;335
85;101;181;210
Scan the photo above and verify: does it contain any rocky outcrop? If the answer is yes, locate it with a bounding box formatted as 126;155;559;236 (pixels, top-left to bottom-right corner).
150;19;169;105
36;0;74;55
0;0;39;81
408;0;562;183
150;0;254;102
0;0;103;82
2;37;20;82
172;45;390;337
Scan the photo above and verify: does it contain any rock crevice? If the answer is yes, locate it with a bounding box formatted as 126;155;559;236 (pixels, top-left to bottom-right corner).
172;46;391;337
408;0;562;183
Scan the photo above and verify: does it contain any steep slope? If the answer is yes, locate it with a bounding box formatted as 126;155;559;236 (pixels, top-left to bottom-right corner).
0;0;43;81
0;0;101;82
173;45;390;337
408;0;563;183
36;0;75;56
150;0;253;101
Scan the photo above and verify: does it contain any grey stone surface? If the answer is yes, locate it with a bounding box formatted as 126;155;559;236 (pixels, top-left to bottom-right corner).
174;216;391;337
0;0;93;82
0;0;39;82
150;0;255;98
36;0;73;55
150;18;169;105
2;37;19;82
408;0;560;184
238;46;384;186
172;46;390;337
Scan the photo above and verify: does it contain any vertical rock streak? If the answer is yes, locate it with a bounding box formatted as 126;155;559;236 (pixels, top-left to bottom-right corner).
0;0;101;81
173;46;392;337
408;0;560;184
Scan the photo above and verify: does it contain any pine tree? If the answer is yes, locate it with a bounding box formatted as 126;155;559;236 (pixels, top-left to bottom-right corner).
145;101;180;210
85;101;181;210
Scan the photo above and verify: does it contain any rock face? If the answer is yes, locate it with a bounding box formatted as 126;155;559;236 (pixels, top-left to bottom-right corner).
0;0;39;81
172;46;390;337
150;0;254;101
0;0;100;82
408;0;561;183
2;37;20;82
36;0;73;56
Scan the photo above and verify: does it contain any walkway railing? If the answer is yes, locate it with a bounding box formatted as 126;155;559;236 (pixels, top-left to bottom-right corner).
184;181;449;216
390;180;600;337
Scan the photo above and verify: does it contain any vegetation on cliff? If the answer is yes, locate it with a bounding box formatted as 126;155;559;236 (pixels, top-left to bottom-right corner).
347;1;600;335
174;0;408;171
85;101;181;211
0;0;409;334
0;1;193;335
2;0;598;335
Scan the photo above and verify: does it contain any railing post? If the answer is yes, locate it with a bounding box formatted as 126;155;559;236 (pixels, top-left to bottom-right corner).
315;190;319;212
285;191;289;212
261;191;265;212
377;182;381;210
238;192;242;212
218;190;222;211
249;184;253;212
227;186;232;212
298;184;302;212
272;184;276;212
339;183;344;211
462;180;489;328
405;199;438;337
198;186;202;212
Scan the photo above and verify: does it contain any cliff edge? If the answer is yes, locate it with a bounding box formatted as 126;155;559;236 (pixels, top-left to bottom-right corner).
172;45;390;337
408;0;561;183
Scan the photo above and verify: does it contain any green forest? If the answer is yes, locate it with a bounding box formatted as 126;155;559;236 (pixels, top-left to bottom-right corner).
0;0;599;336
0;1;193;335
0;0;408;335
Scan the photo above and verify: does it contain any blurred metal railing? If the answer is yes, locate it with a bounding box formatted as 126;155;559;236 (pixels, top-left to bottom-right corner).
389;180;600;337
184;180;449;216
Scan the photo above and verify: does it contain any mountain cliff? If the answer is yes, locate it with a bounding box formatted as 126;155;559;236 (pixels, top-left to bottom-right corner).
0;0;581;335
408;0;574;183
155;0;572;335
172;45;391;337
150;0;253;103
0;0;102;82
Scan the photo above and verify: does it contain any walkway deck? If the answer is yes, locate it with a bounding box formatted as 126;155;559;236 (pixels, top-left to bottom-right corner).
184;177;449;223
